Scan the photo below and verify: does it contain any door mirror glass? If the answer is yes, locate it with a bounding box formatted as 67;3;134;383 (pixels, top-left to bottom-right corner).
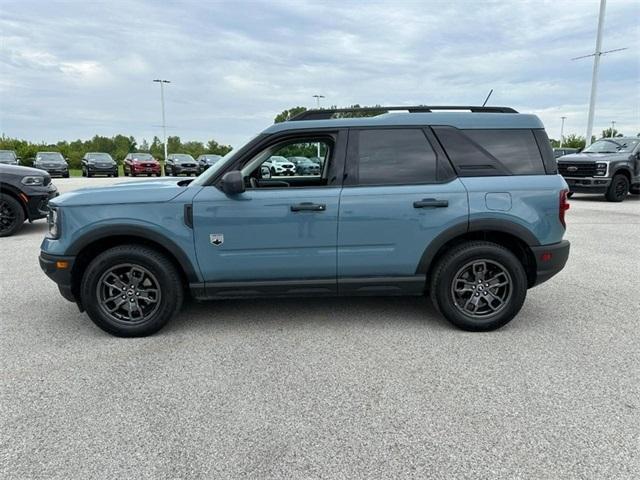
220;170;245;195
260;165;271;179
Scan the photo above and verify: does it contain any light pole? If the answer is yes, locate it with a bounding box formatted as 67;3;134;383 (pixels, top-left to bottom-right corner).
560;116;567;148
312;95;325;158
610;120;616;137
153;79;170;166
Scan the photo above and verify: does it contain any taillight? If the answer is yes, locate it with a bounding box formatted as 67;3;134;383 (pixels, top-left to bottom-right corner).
559;189;570;228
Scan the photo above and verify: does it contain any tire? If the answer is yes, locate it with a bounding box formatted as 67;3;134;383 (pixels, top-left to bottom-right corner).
567;192;574;198
270;167;276;176
81;168;86;177
86;171;92;178
430;241;527;332
0;195;25;237
131;171;137;177
63;173;70;178
605;174;629;202
81;245;184;337
124;168;129;177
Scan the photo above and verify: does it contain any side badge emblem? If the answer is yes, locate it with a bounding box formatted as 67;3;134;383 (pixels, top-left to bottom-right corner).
209;234;224;246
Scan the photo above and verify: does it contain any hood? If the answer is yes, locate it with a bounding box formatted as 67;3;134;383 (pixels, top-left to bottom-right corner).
558;152;630;162
50;178;194;207
0;164;49;177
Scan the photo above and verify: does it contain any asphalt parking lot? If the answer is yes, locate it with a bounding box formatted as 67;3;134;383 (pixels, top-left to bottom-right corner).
1;177;639;479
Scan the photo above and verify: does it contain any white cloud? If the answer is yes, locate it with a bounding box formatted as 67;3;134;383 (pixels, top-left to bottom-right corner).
0;0;638;145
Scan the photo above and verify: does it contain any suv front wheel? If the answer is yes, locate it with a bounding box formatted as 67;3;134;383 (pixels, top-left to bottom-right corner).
81;245;184;337
430;241;527;331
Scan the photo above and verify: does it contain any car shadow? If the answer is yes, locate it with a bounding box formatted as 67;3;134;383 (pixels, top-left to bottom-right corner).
168;295;452;334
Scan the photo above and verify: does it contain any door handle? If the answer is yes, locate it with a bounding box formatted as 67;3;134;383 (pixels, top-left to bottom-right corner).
413;198;449;208
290;202;326;212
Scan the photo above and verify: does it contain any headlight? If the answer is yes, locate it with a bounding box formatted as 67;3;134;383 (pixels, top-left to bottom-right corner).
595;162;608;176
47;208;60;239
21;176;45;186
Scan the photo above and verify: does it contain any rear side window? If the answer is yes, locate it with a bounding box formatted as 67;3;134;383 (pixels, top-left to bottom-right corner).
433;127;546;176
463;129;545;175
352;129;437;185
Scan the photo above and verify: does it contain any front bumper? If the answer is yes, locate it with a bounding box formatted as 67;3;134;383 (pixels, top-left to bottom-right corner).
531;240;570;286
87;165;118;175
174;166;199;174
24;184;58;221
563;176;611;193
39;252;77;303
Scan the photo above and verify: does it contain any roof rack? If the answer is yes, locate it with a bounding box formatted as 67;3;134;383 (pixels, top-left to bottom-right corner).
290;105;518;121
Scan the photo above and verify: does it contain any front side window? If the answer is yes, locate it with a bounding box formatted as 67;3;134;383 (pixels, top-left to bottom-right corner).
240;137;333;189
353;129;437;185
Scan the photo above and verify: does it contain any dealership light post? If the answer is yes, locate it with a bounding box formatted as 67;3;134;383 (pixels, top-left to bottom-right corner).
572;0;626;147
312;95;325;157
153;79;171;164
560;116;566;148
610;120;616;137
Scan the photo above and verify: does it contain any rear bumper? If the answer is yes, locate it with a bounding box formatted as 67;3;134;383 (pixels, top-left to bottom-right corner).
531;240;570;286
39;252;77;303
564;176;611;193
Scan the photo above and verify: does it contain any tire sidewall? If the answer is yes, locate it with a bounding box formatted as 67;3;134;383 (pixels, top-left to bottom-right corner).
81;247;182;337
0;195;25;237
434;244;527;331
606;174;629;202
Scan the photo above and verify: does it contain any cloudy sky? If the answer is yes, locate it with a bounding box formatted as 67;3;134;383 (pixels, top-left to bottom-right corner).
0;0;638;148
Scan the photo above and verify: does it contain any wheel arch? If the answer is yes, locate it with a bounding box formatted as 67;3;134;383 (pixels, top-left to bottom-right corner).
611;166;632;181
417;220;539;288
68;226;199;303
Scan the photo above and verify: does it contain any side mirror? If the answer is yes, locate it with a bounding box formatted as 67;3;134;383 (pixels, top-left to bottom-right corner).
220;170;245;195
260;166;271;179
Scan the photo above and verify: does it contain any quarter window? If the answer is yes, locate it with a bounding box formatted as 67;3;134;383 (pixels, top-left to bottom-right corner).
462;129;546;175
355;129;437;185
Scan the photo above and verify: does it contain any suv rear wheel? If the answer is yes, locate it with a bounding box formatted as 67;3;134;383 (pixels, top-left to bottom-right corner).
0;195;25;237
81;245;184;337
605;174;629;202
430;241;527;331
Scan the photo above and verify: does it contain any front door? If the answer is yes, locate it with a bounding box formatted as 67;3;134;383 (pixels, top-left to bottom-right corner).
192;132;346;297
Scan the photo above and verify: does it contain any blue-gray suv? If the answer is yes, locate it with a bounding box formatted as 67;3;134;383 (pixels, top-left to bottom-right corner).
39;106;571;337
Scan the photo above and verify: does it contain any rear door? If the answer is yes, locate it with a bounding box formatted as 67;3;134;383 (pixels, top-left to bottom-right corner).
337;127;469;294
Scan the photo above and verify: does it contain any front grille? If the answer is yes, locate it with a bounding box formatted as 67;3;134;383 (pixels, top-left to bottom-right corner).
181;164;196;168
143;163;156;167
558;162;597;177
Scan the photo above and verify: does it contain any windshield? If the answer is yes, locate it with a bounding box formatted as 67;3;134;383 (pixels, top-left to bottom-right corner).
37;152;65;162
173;154;195;162
0;151;16;160
86;153;112;161
132;153;154;160
203;155;221;162
583;139;639;154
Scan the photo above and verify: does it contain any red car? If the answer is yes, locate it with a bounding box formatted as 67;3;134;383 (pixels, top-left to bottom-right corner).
123;153;162;177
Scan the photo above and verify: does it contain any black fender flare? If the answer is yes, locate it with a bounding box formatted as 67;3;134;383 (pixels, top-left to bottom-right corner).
66;224;200;282
415;219;540;274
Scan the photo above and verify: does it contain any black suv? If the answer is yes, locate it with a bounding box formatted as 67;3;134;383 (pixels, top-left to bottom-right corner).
165;154;199;176
81;152;118;177
33;152;69;178
0;150;20;166
0;164;58;237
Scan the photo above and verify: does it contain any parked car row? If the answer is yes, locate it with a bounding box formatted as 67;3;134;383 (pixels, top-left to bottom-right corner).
0;149;226;177
262;155;323;176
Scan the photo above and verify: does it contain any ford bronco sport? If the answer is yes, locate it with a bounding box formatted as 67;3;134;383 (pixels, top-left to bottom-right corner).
39;106;571;337
557;137;640;202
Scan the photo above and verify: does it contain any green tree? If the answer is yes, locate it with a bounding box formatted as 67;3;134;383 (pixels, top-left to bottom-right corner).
167;136;182;154
138;138;150;152
274;106;307;123
562;134;587;150
206;139;233;155
600;128;623;139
